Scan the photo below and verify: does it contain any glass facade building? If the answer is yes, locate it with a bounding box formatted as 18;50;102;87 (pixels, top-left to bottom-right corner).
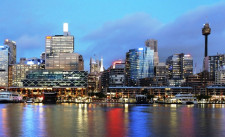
22;70;88;88
0;46;9;87
145;39;159;66
141;47;154;78
126;47;154;86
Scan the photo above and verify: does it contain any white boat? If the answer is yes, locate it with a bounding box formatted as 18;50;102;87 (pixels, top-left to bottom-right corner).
173;93;197;104
26;98;34;103
0;91;23;103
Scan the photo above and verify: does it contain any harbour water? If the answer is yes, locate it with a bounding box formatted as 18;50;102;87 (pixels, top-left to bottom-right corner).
0;103;225;137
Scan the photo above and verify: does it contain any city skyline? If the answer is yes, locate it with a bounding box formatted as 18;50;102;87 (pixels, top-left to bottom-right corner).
0;1;225;72
1;1;225;137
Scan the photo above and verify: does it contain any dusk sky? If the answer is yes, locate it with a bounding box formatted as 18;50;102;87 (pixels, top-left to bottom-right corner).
0;0;224;72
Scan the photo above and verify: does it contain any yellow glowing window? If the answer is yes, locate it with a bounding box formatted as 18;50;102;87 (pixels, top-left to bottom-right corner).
46;36;52;39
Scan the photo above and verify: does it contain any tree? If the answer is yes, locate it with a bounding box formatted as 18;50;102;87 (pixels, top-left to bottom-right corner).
196;94;211;100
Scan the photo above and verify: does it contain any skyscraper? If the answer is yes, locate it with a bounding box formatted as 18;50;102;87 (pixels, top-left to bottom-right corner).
45;23;84;71
145;39;159;66
166;53;193;79
0;46;9;87
183;54;194;78
125;47;154;86
4;39;16;65
206;54;225;80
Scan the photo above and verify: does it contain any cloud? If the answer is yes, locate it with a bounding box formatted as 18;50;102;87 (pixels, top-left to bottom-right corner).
16;35;42;49
81;13;162;68
15;35;44;58
82;2;225;72
0;10;55;61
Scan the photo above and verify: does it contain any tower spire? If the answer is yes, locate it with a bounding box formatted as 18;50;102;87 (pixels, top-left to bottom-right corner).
100;57;104;72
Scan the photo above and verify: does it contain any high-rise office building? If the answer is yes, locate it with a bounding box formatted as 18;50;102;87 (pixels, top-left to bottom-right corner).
166;53;193;79
145;39;159;66
11;57;44;87
4;39;16;65
155;62;168;77
125;47;154;86
45;23;84;71
12;64;41;87
205;54;225;80
0;46;9;87
183;54;193;78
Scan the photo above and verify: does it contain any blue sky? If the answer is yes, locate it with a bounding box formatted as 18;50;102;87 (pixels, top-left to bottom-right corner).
0;0;224;72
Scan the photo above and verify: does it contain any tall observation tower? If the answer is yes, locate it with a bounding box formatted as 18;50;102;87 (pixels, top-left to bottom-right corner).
202;23;211;57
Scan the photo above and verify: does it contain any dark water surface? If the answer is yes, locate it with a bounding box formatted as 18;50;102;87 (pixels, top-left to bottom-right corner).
0;103;225;137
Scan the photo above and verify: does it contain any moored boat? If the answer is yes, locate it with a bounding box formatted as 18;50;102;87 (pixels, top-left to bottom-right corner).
173;93;197;104
0;91;23;103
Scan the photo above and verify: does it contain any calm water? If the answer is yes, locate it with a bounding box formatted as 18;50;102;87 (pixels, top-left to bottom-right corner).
0;103;225;137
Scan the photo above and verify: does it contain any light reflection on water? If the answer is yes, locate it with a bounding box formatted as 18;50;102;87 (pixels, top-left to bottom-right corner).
0;104;225;137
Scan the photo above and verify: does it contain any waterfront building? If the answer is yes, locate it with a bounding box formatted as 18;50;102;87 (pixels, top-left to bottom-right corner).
0;46;9;87
22;70;88;87
45;23;84;71
185;72;214;95
4;39;16;65
145;39;159;66
125;47;154;86
166;53;193;80
108;86;192;98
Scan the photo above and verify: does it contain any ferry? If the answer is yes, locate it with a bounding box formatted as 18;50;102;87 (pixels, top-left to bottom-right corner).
0;91;23;103
172;93;197;104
